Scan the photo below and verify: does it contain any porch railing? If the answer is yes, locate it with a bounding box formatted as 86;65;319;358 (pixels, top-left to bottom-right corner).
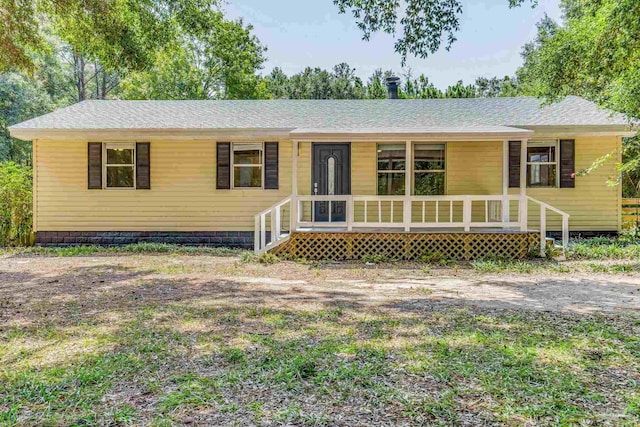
253;197;292;252
527;196;570;256
254;194;570;255
295;195;522;231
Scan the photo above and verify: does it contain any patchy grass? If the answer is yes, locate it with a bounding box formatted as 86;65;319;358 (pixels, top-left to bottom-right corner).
470;257;572;274
0;242;246;257
0;256;639;426
568;237;640;260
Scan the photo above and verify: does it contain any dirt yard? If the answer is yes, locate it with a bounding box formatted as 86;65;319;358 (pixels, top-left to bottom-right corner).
1;253;639;426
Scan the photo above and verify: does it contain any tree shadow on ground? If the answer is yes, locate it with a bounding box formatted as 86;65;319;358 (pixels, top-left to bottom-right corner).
1;259;639;426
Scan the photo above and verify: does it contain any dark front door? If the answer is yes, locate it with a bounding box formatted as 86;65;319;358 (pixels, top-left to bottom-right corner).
312;143;351;222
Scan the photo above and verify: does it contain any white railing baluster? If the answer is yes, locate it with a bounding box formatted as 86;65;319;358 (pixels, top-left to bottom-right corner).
328;200;332;223
364;200;368;223
260;214;266;249
540;205;546;258
254;215;260;252
449;201;453;223
390;201;394;223
270;210;277;244
275;205;281;241
435;200;439;223
485;200;489;223
378;200;382;223
562;216;569;248
347;196;354;231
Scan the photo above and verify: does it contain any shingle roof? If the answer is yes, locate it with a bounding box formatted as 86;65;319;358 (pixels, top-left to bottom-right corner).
9;96;629;131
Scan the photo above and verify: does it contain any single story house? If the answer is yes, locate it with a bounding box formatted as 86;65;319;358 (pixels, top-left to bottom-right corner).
9;91;633;259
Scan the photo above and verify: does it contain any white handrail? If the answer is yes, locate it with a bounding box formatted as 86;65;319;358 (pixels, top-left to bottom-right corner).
527;196;570;255
254;196;291;253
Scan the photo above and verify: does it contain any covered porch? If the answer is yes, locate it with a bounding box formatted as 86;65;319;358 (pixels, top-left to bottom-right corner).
255;129;570;259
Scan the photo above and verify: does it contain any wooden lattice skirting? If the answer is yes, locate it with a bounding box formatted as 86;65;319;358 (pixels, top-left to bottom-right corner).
270;232;540;261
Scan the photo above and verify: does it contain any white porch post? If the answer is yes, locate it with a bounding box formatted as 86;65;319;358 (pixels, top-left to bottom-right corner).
291;140;299;232
403;140;412;231
502;140;510;227
519;138;528;231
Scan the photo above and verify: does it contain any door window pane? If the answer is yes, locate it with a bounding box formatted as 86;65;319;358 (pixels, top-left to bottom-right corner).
327;157;336;195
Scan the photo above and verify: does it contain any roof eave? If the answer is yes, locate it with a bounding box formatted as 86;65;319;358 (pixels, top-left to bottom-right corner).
8;127;297;141
289;127;534;141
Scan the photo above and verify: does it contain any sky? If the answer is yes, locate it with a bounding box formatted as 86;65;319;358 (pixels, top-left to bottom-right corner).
225;0;562;89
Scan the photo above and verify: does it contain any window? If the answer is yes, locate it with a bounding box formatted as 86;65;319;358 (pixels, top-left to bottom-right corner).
105;143;135;188
233;143;263;188
527;140;558;187
414;143;445;195
377;144;406;195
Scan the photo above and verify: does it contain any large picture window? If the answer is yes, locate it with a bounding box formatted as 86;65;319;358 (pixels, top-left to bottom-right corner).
233;143;263;188
527;141;558;187
377;144;406;195
105;143;135;189
414;143;445;195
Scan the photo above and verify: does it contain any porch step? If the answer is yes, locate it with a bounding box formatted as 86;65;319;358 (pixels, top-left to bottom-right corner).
262;233;290;252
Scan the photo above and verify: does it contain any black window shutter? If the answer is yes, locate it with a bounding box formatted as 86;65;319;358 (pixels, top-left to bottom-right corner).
508;141;521;188
136;142;151;189
88;142;102;189
216;142;231;189
559;139;575;188
264;142;279;189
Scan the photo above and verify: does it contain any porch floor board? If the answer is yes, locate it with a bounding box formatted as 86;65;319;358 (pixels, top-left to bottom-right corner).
295;227;537;234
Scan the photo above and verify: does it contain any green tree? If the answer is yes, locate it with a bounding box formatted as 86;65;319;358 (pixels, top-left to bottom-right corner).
516;1;640;118
475;76;520;97
264;67;290;99
333;0;536;64
516;1;640;204
444;80;476;98
0;73;57;164
0;0;175;72
400;73;443;99
0;162;32;245
366;69;387;99
120;14;267;100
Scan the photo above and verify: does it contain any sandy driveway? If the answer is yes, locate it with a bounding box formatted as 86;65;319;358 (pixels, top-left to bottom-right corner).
1;254;639;316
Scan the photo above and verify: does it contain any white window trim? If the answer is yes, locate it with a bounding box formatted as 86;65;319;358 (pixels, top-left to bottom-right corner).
413;142;446;195
103;143;136;190
231;142;264;190
526;139;559;188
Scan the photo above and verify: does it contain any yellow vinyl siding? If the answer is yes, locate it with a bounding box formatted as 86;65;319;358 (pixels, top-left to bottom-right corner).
446;141;502;195
511;136;621;232
35;136;621;233
36;139;292;232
